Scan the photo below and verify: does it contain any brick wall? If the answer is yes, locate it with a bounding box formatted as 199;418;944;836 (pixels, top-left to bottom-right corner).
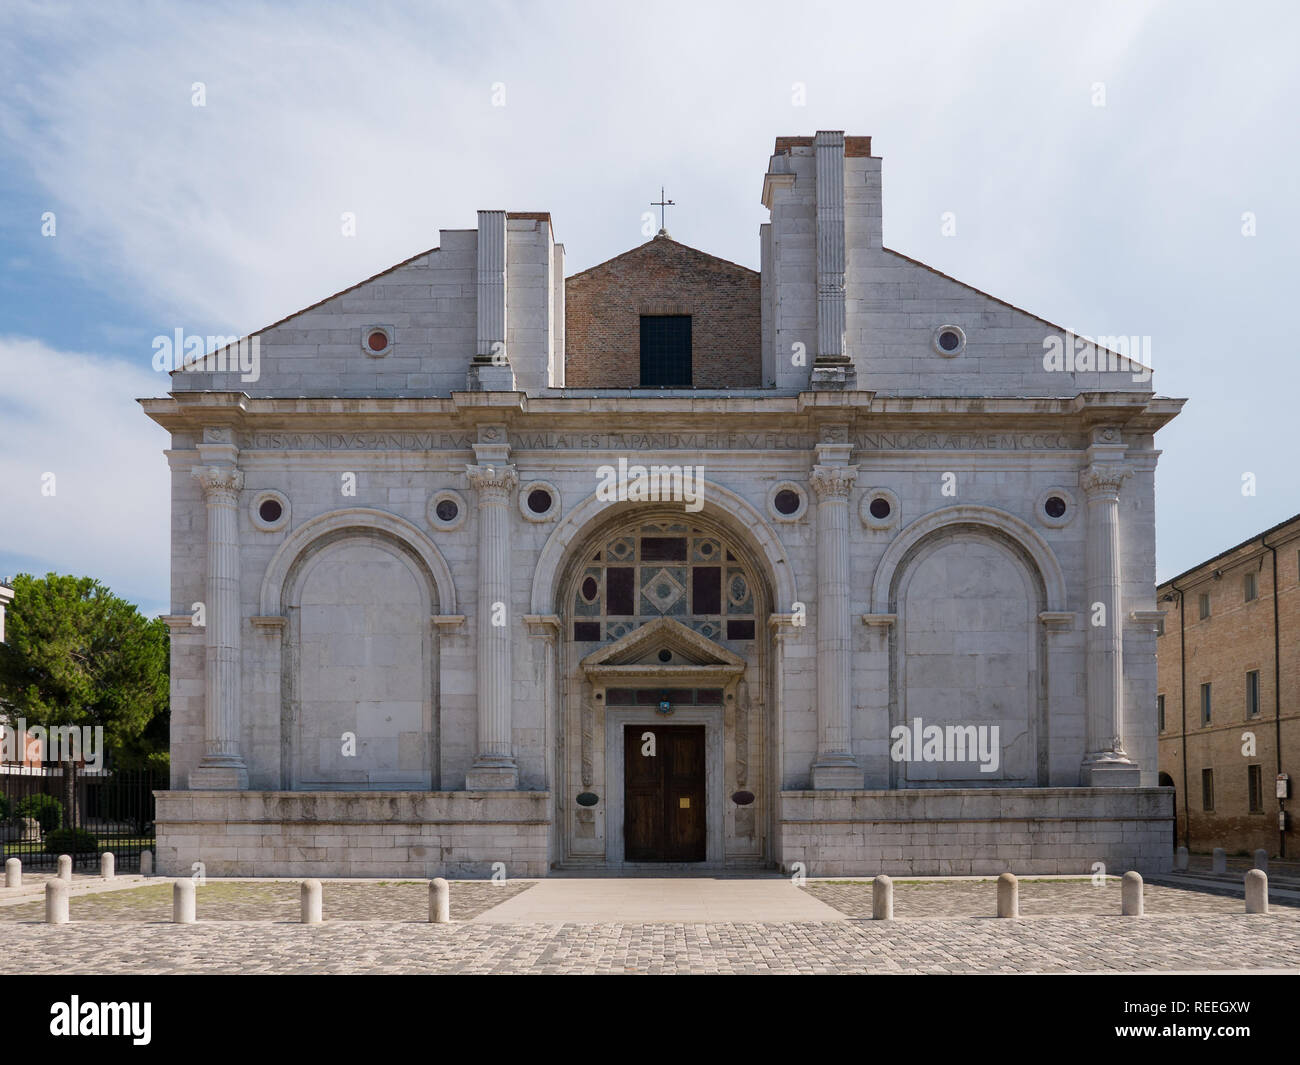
565;234;761;388
1157;517;1300;856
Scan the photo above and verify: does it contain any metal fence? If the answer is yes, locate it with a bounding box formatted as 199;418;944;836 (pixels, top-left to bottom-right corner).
0;765;159;872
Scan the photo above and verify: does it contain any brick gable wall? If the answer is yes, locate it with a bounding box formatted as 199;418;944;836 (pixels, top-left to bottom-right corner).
564;235;761;388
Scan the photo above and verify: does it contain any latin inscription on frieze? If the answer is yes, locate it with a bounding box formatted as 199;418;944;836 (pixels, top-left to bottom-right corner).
247;430;1082;452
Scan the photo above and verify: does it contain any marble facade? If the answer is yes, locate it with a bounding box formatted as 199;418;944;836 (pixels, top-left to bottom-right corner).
142;133;1182;877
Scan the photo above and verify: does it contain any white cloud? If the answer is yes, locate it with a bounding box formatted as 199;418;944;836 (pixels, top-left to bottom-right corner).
1;0;1298;585
0;338;170;614
0;0;1163;336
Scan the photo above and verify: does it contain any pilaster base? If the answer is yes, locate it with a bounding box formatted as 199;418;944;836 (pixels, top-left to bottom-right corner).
189;761;249;790
466;761;519;790
1080;761;1140;787
467;361;517;392
811;759;865;790
809;362;857;391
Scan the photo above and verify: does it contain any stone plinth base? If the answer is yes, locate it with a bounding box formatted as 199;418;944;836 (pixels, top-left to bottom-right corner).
809;362;857;390
188;763;249;790
778;787;1173;876
1080;762;1141;787
810;761;866;790
466;362;516;391
154;790;551;878
465;763;520;791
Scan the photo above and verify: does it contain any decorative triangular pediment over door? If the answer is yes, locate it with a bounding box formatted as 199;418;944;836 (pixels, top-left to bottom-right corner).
579;616;746;687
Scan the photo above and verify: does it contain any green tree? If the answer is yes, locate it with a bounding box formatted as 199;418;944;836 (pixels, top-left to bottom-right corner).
0;574;169;817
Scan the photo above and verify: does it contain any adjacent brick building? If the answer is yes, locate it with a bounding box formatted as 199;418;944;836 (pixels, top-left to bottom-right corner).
1157;512;1300;857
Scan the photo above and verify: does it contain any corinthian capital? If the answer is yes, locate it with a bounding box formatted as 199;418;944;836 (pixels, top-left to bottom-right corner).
466;463;518;502
1079;462;1132;498
810;464;858;501
192;465;244;501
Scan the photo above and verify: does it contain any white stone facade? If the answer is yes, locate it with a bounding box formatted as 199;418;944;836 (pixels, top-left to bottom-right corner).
143;134;1183;878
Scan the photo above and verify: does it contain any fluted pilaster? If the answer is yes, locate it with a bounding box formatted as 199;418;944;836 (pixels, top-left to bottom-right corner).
190;464;248;789
810;463;864;788
1080;461;1138;785
466;462;519;789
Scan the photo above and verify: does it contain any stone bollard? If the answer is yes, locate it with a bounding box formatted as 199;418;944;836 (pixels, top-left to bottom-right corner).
1245;869;1268;915
1254;849;1268;872
872;874;893;920
140;850;153;878
996;872;1018;918
1212;847;1227;873
1121;871;1144;916
1175;846;1189;871
45;879;69;925
100;852;115;879
57;854;72;883
301;879;322;924
429;877;450;924
173;879;196;924
5;857;19;889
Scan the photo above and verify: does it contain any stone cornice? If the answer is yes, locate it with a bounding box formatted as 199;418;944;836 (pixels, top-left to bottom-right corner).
522;614;562;638
1038;611;1077;632
138;392;1186;452
767;613;803;639
1128;609;1166;632
140;390;1180;422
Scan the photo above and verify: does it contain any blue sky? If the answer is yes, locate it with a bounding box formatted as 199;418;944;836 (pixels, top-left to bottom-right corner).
1;0;1297;617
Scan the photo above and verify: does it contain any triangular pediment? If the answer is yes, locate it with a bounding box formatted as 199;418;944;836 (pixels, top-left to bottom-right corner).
580;617;745;681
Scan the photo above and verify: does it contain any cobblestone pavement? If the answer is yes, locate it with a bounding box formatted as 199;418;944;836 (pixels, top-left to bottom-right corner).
804;878;1250;918
1;914;1298;973
0;880;533;923
1;879;1298;973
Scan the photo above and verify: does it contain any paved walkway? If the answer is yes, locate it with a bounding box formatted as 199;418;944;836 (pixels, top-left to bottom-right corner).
471;876;843;923
3;876;1297;973
2;915;1297;974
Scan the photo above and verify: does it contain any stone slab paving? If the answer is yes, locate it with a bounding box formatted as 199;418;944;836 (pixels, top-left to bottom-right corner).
0;879;533;923
1;914;1298;974
804;877;1250;918
471;876;845;923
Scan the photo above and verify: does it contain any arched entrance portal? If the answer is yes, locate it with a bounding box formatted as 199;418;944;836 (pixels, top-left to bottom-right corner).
554;513;775;869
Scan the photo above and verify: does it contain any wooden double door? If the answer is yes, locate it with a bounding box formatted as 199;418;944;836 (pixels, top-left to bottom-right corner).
624;725;706;862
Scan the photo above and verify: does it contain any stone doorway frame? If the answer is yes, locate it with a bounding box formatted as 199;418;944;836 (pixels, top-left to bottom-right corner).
605;706;725;866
